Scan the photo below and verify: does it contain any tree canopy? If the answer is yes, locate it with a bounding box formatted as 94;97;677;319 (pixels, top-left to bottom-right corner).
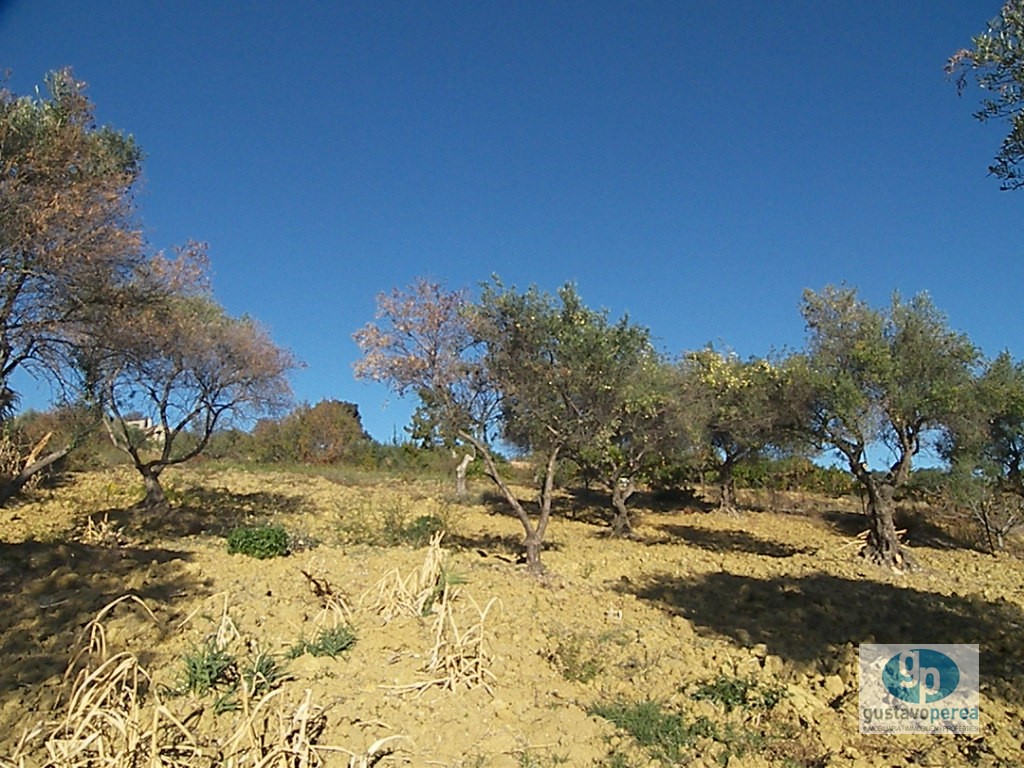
949;0;1024;189
791;286;979;568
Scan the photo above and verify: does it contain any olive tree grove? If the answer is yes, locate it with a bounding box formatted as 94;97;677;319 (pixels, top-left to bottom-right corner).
354;278;656;570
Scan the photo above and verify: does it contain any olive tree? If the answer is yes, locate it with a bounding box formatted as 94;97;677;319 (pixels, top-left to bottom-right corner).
0;69;145;499
948;1;1024;189
791;286;979;569
566;352;677;536
942;352;1024;551
354;277;656;569
89;248;296;512
681;348;790;513
477;280;661;543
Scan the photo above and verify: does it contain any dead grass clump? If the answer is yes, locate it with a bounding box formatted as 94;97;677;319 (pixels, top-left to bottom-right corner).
389;584;498;698
2;595;201;768
362;532;452;620
1;595;407;768
77;512;130;547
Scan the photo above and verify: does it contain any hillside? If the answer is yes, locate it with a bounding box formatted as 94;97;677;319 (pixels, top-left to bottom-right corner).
0;468;1021;767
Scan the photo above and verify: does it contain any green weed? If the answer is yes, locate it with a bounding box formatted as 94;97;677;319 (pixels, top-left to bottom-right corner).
691;674;787;713
547;632;604;683
226;524;289;559
176;638;237;697
289;625;357;658
170;639;285;714
589;699;716;763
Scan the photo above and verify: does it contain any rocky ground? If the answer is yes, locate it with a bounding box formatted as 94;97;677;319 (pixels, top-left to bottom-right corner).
0;466;1022;767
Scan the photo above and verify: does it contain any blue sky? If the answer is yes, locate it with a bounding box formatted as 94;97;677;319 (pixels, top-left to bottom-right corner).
0;1;1019;443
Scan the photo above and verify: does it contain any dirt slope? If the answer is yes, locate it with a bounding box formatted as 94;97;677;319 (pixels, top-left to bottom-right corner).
0;467;1021;767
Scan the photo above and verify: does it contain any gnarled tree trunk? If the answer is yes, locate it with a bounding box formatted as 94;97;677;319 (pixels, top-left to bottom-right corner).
139;468;169;514
858;471;913;570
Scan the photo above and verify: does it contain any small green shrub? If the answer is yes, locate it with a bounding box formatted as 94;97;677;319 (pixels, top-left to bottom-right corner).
589;700;716;763
176;638;238;697
227;524;289;559
547;632;605;683
404;514;445;545
691;674;787;713
289;625;357;659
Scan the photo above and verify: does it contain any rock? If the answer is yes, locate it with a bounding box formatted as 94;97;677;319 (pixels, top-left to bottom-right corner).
822;674;845;700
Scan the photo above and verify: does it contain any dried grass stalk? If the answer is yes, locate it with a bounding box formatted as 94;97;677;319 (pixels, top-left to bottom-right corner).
3;595;407;768
301;568;354;628
388;584;498;697
362;532;450;620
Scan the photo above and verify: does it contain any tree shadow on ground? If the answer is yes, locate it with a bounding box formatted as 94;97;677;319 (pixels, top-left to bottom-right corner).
617;570;1024;705
445;530;563;561
647;524;817;558
100;487;306;541
0;539;207;732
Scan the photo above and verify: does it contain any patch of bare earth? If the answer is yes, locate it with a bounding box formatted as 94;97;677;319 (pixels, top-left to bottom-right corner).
0;468;1022;766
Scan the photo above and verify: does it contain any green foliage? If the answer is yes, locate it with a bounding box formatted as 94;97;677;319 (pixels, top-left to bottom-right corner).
242;650;285;698
227;524;289;559
421;566;469;616
793;287;979;518
732;456;855;497
405;514;445;545
691;674;788;713
176;638;237;697
589;700;717;763
681;348;798;508
949;1;1024;189
337;495;461;548
288;625;357;658
171;639;284;714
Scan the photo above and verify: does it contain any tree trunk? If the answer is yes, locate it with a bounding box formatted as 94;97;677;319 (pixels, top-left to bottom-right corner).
609;478;635;537
0;442;72;506
861;478;913;570
524;530;543;574
140;469;169;514
717;460;738;513
454;453;472;499
457;429;552;573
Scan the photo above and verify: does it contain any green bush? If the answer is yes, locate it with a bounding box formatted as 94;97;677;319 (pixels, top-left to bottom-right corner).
227;524;289;559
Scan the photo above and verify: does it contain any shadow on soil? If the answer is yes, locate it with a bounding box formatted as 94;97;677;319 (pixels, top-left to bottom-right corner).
650;524;817;558
102;486;306;541
0;539;208;731
446;531;563;561
618;570;1024;704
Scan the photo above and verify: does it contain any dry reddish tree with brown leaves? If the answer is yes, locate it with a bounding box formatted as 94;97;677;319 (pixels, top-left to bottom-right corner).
0;69;147;501
85;245;297;513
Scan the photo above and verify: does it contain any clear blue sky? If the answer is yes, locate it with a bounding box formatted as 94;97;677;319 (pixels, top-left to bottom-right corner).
0;1;1019;443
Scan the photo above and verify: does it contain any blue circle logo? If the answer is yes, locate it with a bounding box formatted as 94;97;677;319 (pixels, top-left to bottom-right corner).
882;649;960;704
